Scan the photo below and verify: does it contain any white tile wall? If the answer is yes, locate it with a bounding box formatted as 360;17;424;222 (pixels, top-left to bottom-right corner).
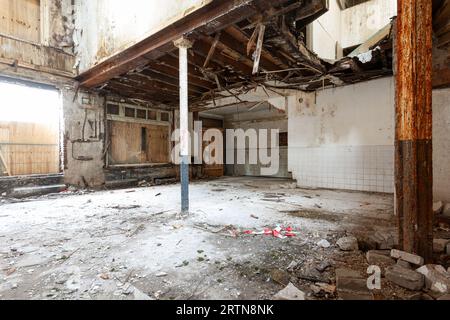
291;145;394;193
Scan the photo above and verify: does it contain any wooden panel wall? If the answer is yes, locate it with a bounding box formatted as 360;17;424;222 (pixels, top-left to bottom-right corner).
108;120;170;165
0;121;60;176
0;0;41;43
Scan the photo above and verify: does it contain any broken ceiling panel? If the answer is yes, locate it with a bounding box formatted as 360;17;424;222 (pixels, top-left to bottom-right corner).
76;0;393;108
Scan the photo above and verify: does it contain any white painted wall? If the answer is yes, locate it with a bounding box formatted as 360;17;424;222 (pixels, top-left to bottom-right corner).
288;77;450;200
309;0;342;60
433;88;450;202
308;0;397;60
340;0;397;49
288;77;395;193
74;0;211;72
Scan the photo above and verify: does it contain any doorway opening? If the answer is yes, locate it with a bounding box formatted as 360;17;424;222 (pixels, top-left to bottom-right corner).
0;78;62;177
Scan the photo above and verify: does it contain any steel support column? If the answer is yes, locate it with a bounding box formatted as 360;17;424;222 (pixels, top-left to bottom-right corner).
395;0;433;262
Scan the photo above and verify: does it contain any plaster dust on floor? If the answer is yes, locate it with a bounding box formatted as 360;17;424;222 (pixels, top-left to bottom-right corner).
0;177;397;300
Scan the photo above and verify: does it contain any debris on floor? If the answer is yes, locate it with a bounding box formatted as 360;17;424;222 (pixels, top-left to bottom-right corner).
336;236;359;251
317;239;331;248
1;177;431;300
335;268;374;300
243;226;296;239
273;283;306;300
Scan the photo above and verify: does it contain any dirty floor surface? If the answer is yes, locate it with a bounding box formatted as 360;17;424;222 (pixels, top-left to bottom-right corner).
0;177;397;300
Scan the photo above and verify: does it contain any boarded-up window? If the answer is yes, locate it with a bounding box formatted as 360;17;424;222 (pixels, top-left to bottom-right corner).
125;107;135;118
160;112;169;122
148;110;157;120
0;0;41;43
107;104;120;115
108;120;169;165
136;109;147;119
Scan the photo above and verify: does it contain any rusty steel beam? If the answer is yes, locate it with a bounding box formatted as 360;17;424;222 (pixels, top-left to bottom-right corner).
395;0;433;262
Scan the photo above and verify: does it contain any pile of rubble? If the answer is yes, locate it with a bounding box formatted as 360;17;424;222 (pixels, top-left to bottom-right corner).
335;231;450;300
273;231;450;300
385;249;450;300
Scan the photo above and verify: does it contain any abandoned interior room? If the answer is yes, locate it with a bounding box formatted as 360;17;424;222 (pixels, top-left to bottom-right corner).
0;0;449;302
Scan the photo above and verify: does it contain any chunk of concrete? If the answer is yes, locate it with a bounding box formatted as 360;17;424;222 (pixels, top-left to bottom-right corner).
397;259;412;269
368;231;396;250
366;250;396;266
433;239;450;253
385;265;425;291
336;236;359;251
270;269;290;286
416;265;450;294
335;268;361;279
434;201;444;214
391;249;424;266
132;286;154;300
336;268;373;300
317;239;331;248
273;283;306;300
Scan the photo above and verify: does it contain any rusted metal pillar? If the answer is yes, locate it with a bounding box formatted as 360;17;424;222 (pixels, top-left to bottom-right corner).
174;38;193;214
395;0;433;262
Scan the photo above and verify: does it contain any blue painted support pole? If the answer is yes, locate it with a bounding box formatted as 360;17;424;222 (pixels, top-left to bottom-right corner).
174;37;192;214
180;155;189;213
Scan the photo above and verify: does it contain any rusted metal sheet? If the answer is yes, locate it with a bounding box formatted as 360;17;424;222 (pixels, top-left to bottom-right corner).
395;0;433;262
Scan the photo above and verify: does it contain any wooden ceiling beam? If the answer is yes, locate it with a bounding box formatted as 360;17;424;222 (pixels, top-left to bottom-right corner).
76;0;255;88
109;78;183;100
145;61;216;90
225;25;292;68
104;81;176;104
124;73;203;96
157;54;211;81
138;68;208;94
192;39;254;75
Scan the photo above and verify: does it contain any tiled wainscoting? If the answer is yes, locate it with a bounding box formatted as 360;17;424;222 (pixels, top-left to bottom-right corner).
289;145;394;193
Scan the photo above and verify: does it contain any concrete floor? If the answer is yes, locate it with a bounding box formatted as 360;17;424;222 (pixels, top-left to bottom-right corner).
0;177;398;300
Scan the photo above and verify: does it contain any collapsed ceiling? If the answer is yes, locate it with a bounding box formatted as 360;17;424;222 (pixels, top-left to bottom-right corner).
76;0;393;109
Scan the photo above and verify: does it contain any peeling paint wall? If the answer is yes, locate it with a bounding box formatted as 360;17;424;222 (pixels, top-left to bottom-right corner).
74;0;212;72
44;0;76;51
0;0;76;78
61;88;106;187
340;0;396;49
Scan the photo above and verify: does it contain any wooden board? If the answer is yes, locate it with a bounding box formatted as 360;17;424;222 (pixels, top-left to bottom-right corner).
202;128;224;178
0;121;60;176
0;0;41;43
108;120;170;165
